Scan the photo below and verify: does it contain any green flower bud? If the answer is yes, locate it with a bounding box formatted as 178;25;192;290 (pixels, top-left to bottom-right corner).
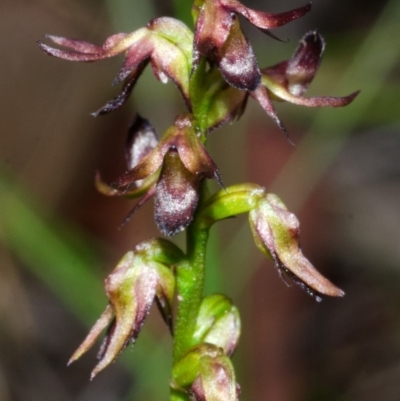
191;353;238;401
193;294;240;356
172;344;222;390
171;343;238;401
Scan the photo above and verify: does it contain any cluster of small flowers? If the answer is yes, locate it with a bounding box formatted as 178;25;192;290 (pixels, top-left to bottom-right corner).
38;0;357;238
39;1;357;399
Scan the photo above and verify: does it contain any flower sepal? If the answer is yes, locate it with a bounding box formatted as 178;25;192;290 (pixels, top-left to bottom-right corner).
95;114;159;198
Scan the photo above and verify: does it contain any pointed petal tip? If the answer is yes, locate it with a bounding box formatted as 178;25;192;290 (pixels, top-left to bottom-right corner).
67;346;86;367
348;90;361;102
270;113;295;145
316;287;344;301
90;361;108;380
37;41;53;56
303;29;323;44
45;34;63;43
214;169;225;190
320;284;345;298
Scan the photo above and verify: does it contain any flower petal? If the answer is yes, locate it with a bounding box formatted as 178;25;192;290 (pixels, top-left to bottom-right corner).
147;17;193;106
68;304;113;366
45;35;103;53
194;294;241;356
92;64;147;116
91;253;159;378
120;185;156;227
260;30;325;97
171;344;223;390
151;36;191;107
194;0;232;60
222;0;312;30
217;15;261;90
148;17;194;66
153;262;176;331
195;353;238;401
95;116;158;197
126;115;159;170
155;149;201;236
114;115;223;189
250;86;292;143
174;116;222;184
285;30;325;96
38;31;146;61
112;35;154;84
95;171;157;198
112;146;165;188
260;31;360;107
262;75;360;107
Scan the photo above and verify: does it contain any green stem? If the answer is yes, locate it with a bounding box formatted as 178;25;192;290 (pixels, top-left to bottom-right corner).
173;218;209;362
170;388;191;401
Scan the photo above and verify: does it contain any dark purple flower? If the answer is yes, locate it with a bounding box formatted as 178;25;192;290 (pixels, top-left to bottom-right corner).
38;17;194;113
260;30;360;107
244;31;360;140
193;0;311;90
97;114;222;236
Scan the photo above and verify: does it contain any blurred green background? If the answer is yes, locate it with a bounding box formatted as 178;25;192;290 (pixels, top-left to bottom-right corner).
1;0;400;400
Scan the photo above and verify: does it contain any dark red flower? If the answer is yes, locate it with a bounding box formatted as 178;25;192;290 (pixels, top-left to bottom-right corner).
246;31;360;140
97;114;222;236
193;0;311;90
38;17;194;113
260;30;360;108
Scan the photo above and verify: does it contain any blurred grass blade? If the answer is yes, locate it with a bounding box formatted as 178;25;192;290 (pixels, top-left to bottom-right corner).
0;169;169;399
172;0;193;27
